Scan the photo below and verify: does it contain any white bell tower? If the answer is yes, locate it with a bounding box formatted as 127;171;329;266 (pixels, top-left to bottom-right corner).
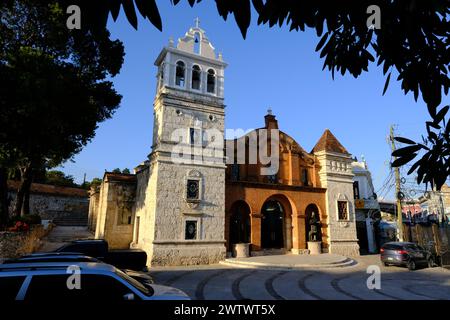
133;19;228;266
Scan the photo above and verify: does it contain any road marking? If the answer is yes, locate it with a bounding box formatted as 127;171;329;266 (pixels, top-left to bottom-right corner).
195;270;226;300
265;271;288;300
330;276;362;300
297;273;323;300
231;271;253;300
164;270;194;286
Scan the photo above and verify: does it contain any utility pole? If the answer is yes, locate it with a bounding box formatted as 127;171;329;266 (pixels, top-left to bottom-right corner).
390;125;403;241
437;189;447;226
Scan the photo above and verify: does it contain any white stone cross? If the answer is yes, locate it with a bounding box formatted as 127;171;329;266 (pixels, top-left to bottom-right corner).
194;17;200;28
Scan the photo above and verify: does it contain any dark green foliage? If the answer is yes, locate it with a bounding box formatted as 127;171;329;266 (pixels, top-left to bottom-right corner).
0;0;125;219
80;177;103;190
392;105;450;191
0;1;448;193
111;168;131;174
54;1;448;110
44;170;77;188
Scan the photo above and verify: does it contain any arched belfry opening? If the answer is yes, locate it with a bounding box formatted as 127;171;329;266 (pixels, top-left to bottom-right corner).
194;32;201;54
192;65;201;90
175;61;185;87
207;69;215;93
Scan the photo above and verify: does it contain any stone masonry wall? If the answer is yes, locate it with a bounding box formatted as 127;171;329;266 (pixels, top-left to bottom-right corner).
316;151;360;257
8;190;88;221
0;225;53;260
94;176;136;249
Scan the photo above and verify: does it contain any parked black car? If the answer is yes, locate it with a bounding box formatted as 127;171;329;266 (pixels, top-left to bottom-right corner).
2;252;154;285
0;262;189;300
54;239;147;271
380;242;435;270
3;252;100;263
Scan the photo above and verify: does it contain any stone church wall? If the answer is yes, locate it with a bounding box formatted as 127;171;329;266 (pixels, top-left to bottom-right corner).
147;161;226;266
315;151;360;257
93;174;136;249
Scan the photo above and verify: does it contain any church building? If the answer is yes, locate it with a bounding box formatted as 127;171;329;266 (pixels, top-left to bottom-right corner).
89;21;360;266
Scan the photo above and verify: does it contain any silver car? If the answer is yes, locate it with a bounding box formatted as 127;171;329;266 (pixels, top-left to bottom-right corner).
0;262;189;301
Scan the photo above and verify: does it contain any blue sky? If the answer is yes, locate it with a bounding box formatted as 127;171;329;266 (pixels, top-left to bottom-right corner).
58;1;448;200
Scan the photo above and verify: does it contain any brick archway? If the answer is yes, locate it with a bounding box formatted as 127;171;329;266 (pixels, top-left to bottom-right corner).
228;200;251;250
259;194;296;251
226;200;252;251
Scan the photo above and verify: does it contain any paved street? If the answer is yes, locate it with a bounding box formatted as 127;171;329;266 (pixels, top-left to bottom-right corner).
150;255;450;300
35;227;450;300
38;226;93;252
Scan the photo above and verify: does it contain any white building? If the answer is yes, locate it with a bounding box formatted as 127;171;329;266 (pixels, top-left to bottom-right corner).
352;158;380;254
129;20;228;266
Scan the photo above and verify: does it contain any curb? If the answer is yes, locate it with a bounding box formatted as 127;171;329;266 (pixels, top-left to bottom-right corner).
219;257;358;270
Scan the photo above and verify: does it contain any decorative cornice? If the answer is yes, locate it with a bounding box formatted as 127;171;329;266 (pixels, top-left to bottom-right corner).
226;180;326;193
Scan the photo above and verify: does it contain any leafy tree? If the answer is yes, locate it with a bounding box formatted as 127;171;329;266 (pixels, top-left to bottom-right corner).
89;177;103;189
44;170;77;188
392;105;450;190
81;177;103;190
0;0;125;221
111;168;132;174
53;0;448;189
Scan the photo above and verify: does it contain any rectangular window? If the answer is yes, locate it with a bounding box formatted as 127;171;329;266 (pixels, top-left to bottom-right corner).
338;201;348;220
353;181;360;199
185;220;197;240
231;164;240;181
186;179;199;200
302;169;309;186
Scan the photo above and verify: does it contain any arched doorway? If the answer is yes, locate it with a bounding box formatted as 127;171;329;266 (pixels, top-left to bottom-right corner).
261;200;284;248
305;204;322;243
229;201;251;250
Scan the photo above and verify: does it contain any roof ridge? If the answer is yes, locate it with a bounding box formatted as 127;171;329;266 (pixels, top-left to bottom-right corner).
311;129;349;155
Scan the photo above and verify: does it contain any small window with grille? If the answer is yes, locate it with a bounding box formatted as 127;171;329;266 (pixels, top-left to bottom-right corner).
185;221;197;240
337;201;348;220
186;179;199;200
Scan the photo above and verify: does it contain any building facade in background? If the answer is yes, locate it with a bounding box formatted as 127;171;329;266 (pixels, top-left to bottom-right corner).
8;181;88;226
352;159;380;254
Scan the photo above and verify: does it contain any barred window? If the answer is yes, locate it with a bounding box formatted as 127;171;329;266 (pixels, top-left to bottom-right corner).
338;201;348;220
185;221;197;240
186;179;199;200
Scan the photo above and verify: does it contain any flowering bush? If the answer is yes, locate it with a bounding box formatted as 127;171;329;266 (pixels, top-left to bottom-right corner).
8;221;30;232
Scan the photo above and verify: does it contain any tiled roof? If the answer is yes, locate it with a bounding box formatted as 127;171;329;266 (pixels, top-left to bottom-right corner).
7;181;88;198
311;129;350;155
104;172;137;183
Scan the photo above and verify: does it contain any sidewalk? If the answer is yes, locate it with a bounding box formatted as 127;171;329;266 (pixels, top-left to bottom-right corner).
220;253;357;270
38;226;94;252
